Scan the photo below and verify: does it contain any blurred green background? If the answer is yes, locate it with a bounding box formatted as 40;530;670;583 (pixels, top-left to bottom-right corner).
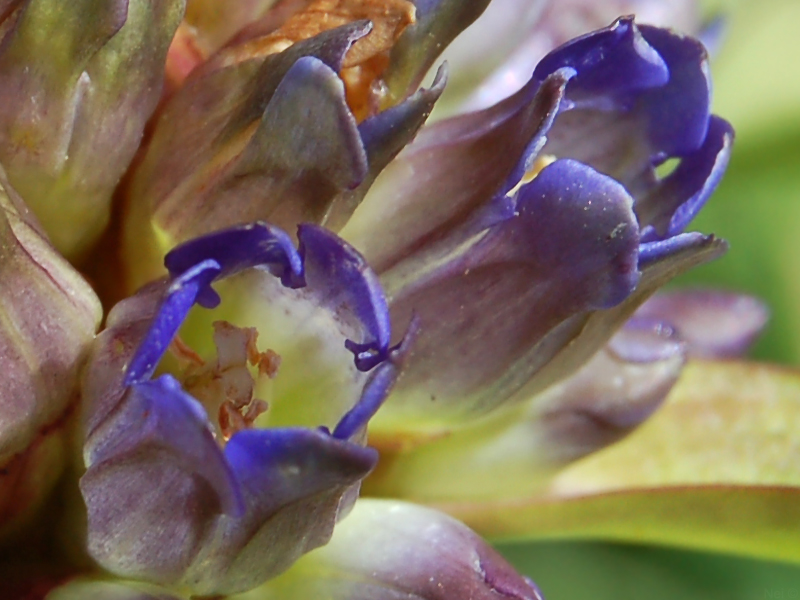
500;0;800;596
678;0;800;363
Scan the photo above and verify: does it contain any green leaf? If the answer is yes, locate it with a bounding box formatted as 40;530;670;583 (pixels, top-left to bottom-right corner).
498;540;800;600
432;360;800;562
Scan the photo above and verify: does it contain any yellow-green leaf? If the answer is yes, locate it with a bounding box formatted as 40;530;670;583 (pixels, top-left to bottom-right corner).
433;360;800;562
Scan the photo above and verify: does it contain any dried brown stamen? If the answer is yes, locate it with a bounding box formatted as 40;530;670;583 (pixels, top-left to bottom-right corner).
169;321;281;442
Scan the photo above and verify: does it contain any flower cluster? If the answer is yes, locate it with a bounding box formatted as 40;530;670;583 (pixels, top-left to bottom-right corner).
0;1;778;599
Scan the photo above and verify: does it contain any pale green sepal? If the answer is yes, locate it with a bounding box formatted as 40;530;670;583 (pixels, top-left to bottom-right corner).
0;0;185;259
46;577;186;600
434;360;800;563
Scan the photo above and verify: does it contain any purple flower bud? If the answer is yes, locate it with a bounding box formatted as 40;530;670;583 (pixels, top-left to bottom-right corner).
259;499;545;600
535;318;686;464
344;17;730;436
0;168;101;535
0;0;184;259
435;0;701;114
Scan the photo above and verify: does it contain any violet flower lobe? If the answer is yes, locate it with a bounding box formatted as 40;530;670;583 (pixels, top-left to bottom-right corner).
433;0;702;115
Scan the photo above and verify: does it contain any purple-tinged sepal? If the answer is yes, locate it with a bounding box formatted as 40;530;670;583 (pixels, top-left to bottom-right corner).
635;289;768;358
367;158;641;435
366;315;686;501
0;169;101;539
80;222;401;594
185;427;377;594
81;374;245;583
513;233;727;410
0;0;184;259
342;67;570;272
324;62;447;233
125;24;370;287
253;499;545;600
123;19;444;292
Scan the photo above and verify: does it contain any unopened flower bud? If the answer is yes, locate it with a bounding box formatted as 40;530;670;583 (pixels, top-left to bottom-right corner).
0;169;101;538
252;499;545;600
0;0;184;259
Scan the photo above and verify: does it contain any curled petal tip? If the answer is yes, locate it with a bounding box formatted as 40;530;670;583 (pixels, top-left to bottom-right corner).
639;116;734;240
165;222;303;288
299;224;392;367
639;232;727;267
333;360;400;440
535;16;670;99
124;260;221;386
